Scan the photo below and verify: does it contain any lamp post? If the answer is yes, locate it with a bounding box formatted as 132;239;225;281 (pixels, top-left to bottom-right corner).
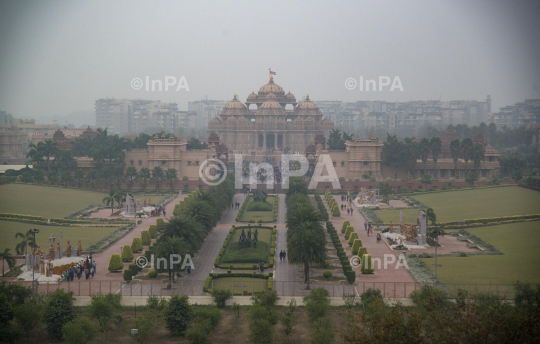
31;228;40;293
130;329;138;344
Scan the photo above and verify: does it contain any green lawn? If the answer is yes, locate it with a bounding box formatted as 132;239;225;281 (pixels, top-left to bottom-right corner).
374;186;540;224
237;196;276;223
221;227;272;268
0;220;117;254
0;184;168;218
421;221;540;289
207;277;269;294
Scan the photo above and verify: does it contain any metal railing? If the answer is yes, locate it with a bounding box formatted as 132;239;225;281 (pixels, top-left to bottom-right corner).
4;280;525;300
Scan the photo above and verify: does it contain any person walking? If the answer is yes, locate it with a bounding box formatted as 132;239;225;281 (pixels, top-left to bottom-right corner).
350;208;353;216
283;251;286;260
364;221;367;231
92;261;96;274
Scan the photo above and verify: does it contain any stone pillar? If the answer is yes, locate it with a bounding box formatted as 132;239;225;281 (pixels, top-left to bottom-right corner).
59;231;63;259
418;210;427;245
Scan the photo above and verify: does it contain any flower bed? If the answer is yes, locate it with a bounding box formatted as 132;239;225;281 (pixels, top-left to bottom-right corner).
52;262;77;275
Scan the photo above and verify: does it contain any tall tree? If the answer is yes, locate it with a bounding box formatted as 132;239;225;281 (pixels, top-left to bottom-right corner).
404;138;420;179
155;236;189;288
113;164;125;189
139;168;151;193
102;189;116;215
86;169;98;189
383;134;406;180
449;139;461;179
471;143;485;177
159;216;205;253
61;171;73;187
419;138;430;176
0;248;16;277
461;138;473;174
429;137;442;178
165;168;178;191
152;166;165;193
125;166;138;191
74;169;85;188
40;140;58;173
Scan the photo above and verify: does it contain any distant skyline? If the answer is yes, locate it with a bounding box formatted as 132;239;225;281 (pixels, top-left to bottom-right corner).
1;0;539;123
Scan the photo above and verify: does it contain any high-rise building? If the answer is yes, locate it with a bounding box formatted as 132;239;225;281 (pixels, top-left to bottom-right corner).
188;99;228;129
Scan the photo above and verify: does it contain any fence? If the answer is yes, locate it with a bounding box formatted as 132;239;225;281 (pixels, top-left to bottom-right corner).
4;280;526;300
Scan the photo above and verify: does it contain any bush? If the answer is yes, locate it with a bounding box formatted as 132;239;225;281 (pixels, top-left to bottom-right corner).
43;289;75;340
62;317;97;344
332;205;341;217
156;217;165;228
121;245;134;262
131;237;143;253
193;307;223;334
351;239;363;255
0;294;13;326
148;270;158;278
303;288;330;324
0;281;32;306
211;289;232;308
409;285;449;310
251;289;279;309
348;232;358;246
248;305;277;344
341;220;350;234
123;270;132;282
141;230;151;245
322;271;332;280
361;254;374;274
513;281;540;310
164;295;192;336
148;225;158;239
360;288;383;307
310;316;335;344
344;226;354;239
185;327;211;344
128;263;140;276
247;201;273;211
13;302;42;336
127;312;156;343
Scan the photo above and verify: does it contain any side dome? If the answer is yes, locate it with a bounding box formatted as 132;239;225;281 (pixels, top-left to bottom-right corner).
247;91;258;100
296;94;323;116
258;76;285;97
220;94;248;116
285;91;297;103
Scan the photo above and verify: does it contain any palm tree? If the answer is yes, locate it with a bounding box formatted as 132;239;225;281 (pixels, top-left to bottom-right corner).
159;216;206;253
182;199;218;233
74;169;85;188
425;208;437;225
155;236;189;289
419;138;430;176
125;166;138;191
286;221;326;290
102;189;116;215
461;138;473;175
26;142;44;168
430;137;442;178
15;230;35;255
139;168;151;193
114;189;127;208
152;166;165;193
40;140;59;173
471;143;485;177
0;248;16;276
165;168;178;192
450;139;461;179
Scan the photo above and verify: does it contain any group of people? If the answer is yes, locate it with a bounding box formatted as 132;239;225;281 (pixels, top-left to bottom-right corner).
229;202;240;209
364;221;374;237
341;203;354;216
64;256;96;281
150;205;166;217
258;261;265;273
278;250;287;261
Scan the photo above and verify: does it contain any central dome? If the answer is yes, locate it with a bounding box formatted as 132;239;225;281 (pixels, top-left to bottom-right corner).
257;76;285;96
256;93;286;116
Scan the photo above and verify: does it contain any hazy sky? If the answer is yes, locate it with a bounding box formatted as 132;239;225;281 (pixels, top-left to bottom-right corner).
1;0;539;123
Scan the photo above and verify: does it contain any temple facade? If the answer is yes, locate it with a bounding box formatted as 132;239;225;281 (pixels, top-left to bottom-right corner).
208;76;334;153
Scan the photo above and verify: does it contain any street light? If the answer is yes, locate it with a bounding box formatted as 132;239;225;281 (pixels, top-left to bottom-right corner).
31;228;40;293
131;329;138;344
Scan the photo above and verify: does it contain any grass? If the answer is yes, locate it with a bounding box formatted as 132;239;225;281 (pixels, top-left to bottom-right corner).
220;227;272;268
0;183;169;218
374;186;540;224
207;277;268;294
420;221;540;289
237;195;276;222
0;220;117;254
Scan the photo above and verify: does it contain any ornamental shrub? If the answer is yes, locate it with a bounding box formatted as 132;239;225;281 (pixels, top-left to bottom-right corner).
164;295;193;336
332;206;340;217
123;270;132;282
344;226;354;239
62;317;97;344
121;245;134;262
351;239;363;255
348;232;358;246
322;271;332;280
358;247;367;259
108;254;123;271
148;270;158;278
128;264;140;276
156;218;165;228
341;220;350;233
131;237;143;253
211;289;232;309
141;230;151;245
149;225;158;238
361;254;374;274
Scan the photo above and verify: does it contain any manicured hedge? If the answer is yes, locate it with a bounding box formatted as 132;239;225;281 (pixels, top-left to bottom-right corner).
345;226;354;239
131;237;143;253
341;220;350;234
108;253;123;271
149;224;158;238
348;232;358;246
361;254;374;274
326;221;355;283
122;245;134;262
141;230;151;245
203;272;271;292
